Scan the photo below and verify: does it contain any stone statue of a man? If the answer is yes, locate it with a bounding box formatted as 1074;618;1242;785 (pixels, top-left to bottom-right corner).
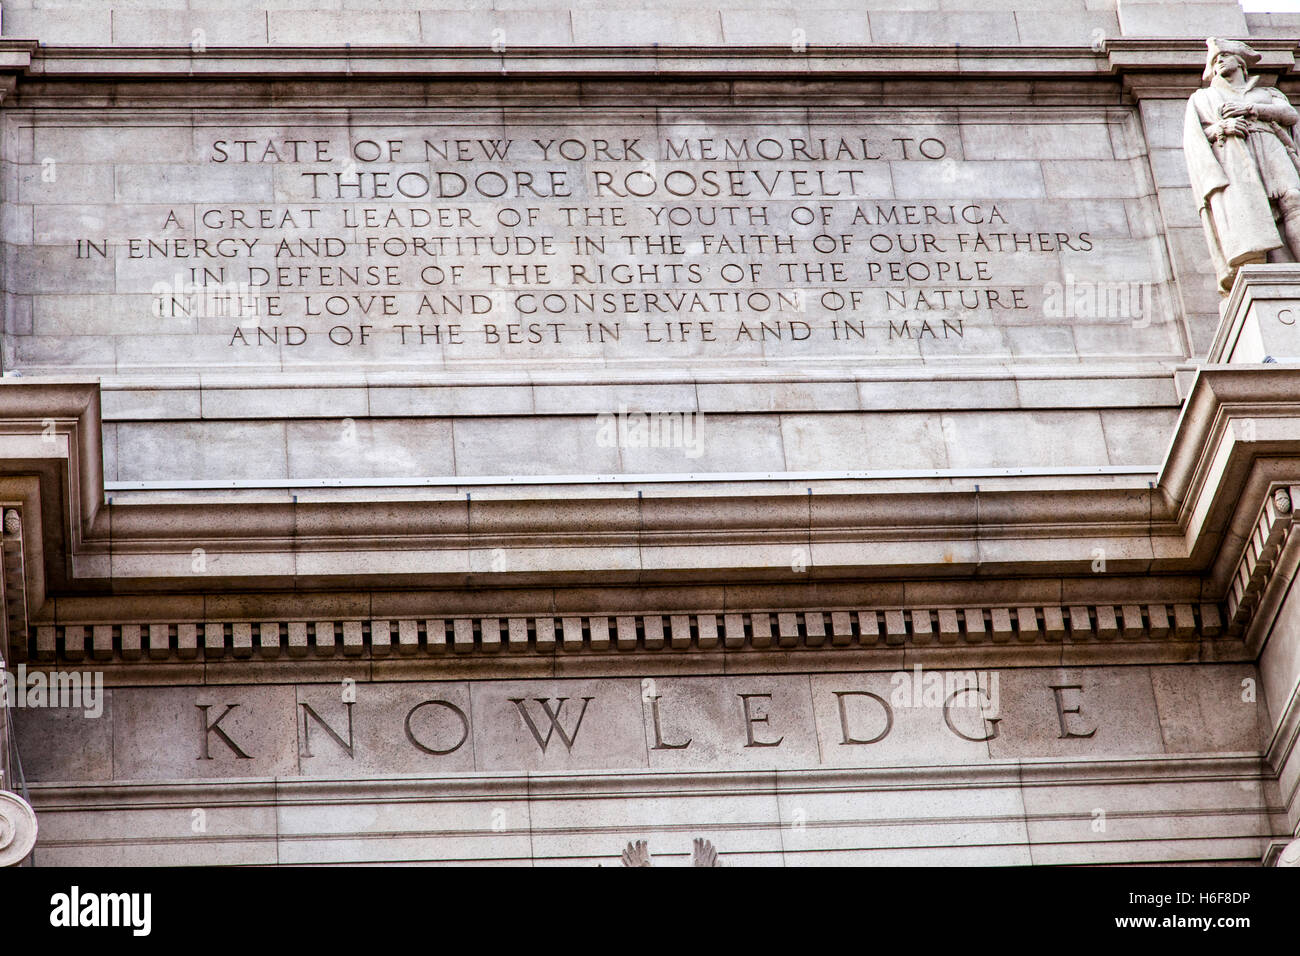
1185;37;1300;295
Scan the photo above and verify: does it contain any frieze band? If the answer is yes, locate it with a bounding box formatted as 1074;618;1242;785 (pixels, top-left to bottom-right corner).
29;601;1231;664
21;663;1258;783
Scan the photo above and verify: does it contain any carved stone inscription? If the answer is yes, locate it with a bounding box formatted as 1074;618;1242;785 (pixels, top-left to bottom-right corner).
8;664;1256;782
11;109;1180;372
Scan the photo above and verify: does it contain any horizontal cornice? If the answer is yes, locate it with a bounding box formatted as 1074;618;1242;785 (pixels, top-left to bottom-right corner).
0;38;1291;84
0;370;1293;583
0;41;1115;80
0;367;1296;656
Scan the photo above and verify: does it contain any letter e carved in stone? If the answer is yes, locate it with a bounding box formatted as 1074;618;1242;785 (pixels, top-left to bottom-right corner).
1048;684;1097;739
738;692;784;747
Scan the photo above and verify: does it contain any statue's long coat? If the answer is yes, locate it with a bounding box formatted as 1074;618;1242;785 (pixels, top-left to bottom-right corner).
1184;81;1287;291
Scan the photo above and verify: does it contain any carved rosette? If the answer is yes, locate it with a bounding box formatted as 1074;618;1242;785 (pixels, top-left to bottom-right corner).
0;790;37;866
1275;488;1292;516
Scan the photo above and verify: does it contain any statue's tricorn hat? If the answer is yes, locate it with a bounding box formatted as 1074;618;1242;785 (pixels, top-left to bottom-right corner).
1204;37;1262;81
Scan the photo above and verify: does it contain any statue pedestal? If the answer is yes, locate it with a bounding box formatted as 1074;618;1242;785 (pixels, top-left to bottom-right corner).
1210;265;1300;363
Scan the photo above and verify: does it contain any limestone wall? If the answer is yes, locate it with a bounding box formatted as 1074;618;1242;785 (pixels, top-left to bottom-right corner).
17;662;1282;864
2;0;1297;867
0;60;1197;486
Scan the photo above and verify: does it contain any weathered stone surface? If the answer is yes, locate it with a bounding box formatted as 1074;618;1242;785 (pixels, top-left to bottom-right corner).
471;678;648;772
16;664;1265;784
809;671;995;766
1211;266;1300;364
13;702;114;782
6;109;1178;381
5;0;1297;872
296;681;477;775
1117;1;1247;38
987;667;1165;758
1150;663;1265;754
111;686;299;780
642;676;820;771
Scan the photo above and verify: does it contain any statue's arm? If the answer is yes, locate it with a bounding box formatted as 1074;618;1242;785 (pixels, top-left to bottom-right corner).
1188;91;1235;142
1201;115;1239;143
1185;94;1230;199
1253;92;1298;127
1203;118;1233;141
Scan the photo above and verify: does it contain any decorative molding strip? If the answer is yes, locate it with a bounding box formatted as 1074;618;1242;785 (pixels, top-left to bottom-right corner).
26;756;1281;865
0;372;1294;628
26;752;1280;800
1265;675;1300;822
105;465;1157;492
0;40;1115;78
0;38;1293;82
2;508;29;662
1227;485;1295;637
29;602;1229;662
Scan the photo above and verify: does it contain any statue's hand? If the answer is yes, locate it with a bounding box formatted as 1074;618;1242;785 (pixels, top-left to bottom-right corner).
1210;118;1249;141
1221;101;1255;119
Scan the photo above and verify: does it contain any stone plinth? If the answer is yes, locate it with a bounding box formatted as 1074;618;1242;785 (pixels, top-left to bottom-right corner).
1210;265;1300;364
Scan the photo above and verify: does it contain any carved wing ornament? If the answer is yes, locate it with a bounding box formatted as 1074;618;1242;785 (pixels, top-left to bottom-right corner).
620;839;652;867
619;838;721;867
691;838;720;867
